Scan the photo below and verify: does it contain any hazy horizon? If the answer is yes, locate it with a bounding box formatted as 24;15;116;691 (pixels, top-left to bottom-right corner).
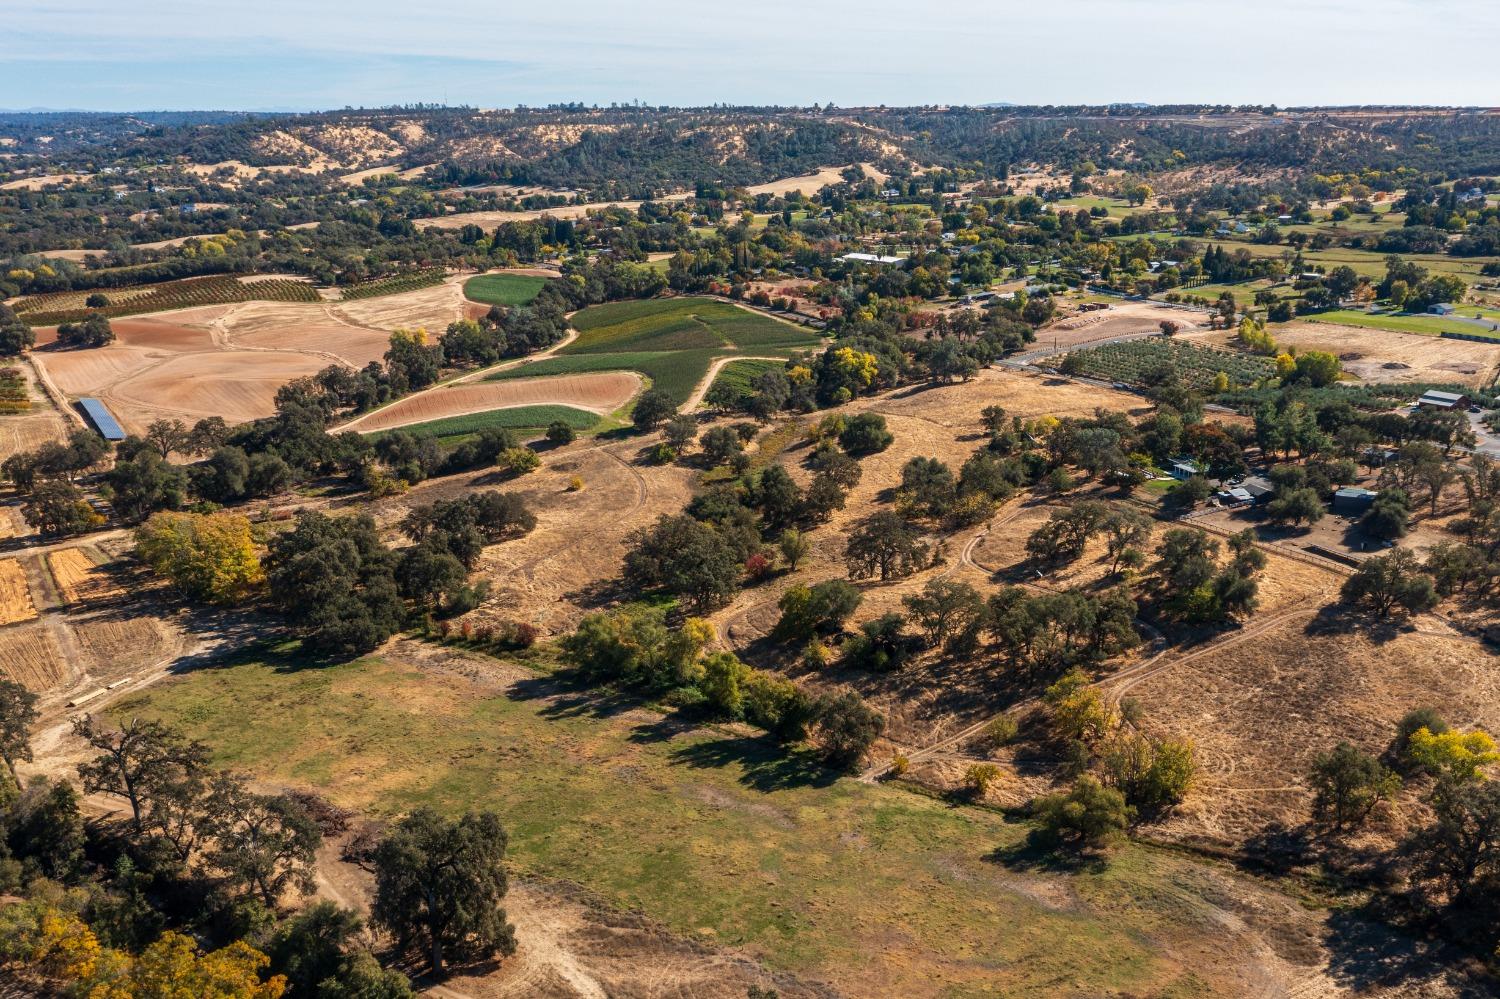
4;0;1498;113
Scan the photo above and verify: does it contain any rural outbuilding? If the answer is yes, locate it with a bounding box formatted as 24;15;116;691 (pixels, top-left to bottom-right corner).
1417;389;1467;410
77;397;125;441
1240;475;1276;505
1333;487;1378;513
1428;303;1458;316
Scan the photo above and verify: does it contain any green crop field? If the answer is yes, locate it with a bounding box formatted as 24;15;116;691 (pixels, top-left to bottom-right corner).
489;298;819;404
111;644;1285;995
464;272;549;307
705;358;785;403
1305;309;1500;338
1064;338;1275;389
487;349;727;404
570;297;818;353
369;404;600;445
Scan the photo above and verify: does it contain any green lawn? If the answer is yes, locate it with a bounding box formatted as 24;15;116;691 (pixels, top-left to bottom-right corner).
369;404;600;445
111;646;1285;996
488;298;819;405
464;272;549;307
1302;309;1500;338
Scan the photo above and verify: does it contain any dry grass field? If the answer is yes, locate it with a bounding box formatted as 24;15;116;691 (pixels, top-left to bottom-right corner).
346;372;641;433
1138;615;1500;847
0;360;71;462
0;557;37;625
0;625;67;690
1186;321;1500;387
1036;300;1207;353
48;547;123;606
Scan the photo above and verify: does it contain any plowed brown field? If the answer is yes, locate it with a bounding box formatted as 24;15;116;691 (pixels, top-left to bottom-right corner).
48;547;122;606
0;625;65;690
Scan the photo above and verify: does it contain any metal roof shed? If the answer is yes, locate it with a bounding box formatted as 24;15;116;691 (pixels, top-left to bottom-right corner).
77;397;125;441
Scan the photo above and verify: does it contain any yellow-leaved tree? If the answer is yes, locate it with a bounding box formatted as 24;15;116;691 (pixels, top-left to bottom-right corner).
2;903;285;998
135;511;263;605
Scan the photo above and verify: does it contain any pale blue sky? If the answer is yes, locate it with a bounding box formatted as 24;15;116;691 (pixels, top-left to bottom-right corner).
4;0;1497;111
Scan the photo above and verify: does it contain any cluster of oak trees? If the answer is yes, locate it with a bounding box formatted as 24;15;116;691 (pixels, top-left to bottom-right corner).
0;688;516;994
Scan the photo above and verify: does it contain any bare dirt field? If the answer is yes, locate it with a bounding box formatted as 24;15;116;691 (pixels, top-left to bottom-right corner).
346;373;642;433
1035;301;1208;353
0;556;38;625
29;282;475;432
1188;321;1500;387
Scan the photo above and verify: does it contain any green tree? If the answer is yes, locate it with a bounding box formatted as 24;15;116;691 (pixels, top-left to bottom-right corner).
544;421;576;446
632;388;678;431
1032;775;1135;848
812;691;885;769
845;511;929;581
0;678;40;785
371;809;517;975
1308;742;1401;833
1341;549;1439;618
838;413;893;455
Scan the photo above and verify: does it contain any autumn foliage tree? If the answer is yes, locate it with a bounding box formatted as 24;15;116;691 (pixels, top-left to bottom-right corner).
136;511;264;604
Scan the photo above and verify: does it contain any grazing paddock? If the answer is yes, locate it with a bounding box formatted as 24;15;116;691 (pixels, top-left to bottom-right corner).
0;558;37;625
464;272;548;307
0;625;66;690
347;372;640;433
48;547;122;607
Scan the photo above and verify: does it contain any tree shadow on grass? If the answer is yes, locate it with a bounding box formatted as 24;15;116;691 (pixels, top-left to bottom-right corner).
1304;603;1410;646
1320;905;1483;997
985;832;1112;876
668;736;839;793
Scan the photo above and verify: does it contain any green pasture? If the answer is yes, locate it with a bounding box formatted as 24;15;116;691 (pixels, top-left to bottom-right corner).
464;272;549;307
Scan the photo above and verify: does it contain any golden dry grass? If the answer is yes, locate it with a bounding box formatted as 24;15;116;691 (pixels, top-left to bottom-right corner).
0;557;37;625
48;547;122;606
0;625;65;690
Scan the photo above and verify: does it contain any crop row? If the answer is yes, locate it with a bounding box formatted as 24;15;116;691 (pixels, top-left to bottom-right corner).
1063;338;1275;390
339;269;447;301
14;275;319;324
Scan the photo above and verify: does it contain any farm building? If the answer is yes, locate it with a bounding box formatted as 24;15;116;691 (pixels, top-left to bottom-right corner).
1428;303;1458;316
1333;487;1378;513
1169;457;1202;481
1417;389;1467;410
1361;446;1398;467
1215;486;1254;507
839;252;904;265
77;397;125;441
1240;475;1276;505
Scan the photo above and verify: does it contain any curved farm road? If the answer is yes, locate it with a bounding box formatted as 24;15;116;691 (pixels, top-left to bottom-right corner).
683;354;791;411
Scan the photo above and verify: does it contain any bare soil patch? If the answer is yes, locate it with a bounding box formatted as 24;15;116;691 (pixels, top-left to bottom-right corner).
348;373;641;433
109;351;328;427
1038;301;1207;352
1188;322;1500;388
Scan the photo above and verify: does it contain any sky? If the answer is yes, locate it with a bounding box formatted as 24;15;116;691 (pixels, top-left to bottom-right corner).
4;0;1498;112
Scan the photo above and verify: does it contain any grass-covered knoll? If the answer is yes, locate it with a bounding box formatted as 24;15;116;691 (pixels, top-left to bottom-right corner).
464;272;548;307
570;297;818;354
112;646;1284;996
369;404;599;444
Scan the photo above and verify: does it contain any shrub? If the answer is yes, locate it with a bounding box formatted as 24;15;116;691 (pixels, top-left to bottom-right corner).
1032;776;1135;848
545;421;576;446
745;552;772;580
964;763;1001;799
839;413;893;455
567;475;584;492
984;716;1018;748
501;448;540;474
